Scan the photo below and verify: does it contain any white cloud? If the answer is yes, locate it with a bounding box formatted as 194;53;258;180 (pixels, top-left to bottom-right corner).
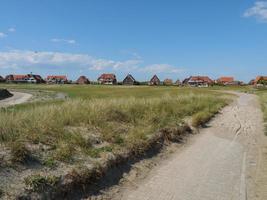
0;50;141;72
51;38;76;44
244;1;267;22
0;32;7;38
0;50;184;78
140;64;183;74
8;27;16;32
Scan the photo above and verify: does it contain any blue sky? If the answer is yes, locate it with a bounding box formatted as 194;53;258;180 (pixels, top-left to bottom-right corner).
0;0;267;82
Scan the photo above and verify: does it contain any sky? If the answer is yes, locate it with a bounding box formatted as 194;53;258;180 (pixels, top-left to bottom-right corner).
0;0;267;82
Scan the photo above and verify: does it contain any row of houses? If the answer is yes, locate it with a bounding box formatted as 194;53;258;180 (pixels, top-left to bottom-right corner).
0;73;265;86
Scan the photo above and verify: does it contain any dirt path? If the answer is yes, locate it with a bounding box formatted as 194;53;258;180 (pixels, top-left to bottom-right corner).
0;91;32;107
115;92;267;200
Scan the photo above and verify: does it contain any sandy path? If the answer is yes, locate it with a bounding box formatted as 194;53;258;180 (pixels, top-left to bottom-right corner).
118;92;267;200
0;91;32;107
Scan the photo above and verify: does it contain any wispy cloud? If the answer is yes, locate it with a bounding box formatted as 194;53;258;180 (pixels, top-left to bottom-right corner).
244;1;267;22
0;32;7;38
51;38;76;45
0;50;142;72
140;64;183;74
8;27;16;32
0;50;184;76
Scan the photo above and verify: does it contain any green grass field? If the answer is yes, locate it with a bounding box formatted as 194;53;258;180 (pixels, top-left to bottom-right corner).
0;84;232;196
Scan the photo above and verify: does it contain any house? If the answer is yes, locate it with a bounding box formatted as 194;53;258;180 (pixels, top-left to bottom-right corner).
46;75;68;84
76;76;90;84
122;74;138;85
0;76;5;82
6;74;28;83
5;74;44;83
149;75;160;85
254;76;267;86
97;73;117;85
217;77;234;85
248;79;255;85
174;79;182;86
163;79;173;86
184;76;213;87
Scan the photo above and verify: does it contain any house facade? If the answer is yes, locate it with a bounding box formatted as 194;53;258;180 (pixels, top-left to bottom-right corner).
97;74;117;85
76;76;90;84
174;79;182;86
46;75;68;84
184;76;213;87
149;75;160;85
217;77;234;85
163;79;173;86
254;76;267;86
122;74;137;85
5;74;44;83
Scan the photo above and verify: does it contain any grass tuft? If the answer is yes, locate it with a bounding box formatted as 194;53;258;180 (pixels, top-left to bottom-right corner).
10;141;31;163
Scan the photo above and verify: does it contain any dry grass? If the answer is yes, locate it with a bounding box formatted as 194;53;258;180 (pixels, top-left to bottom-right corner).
257;89;267;135
0;85;232;198
0;92;229;164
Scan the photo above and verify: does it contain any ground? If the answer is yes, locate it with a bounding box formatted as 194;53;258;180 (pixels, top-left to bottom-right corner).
112;92;267;200
0;84;266;199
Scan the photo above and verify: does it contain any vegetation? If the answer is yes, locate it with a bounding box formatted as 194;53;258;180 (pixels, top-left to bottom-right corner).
256;89;267;135
0;84;231;197
24;174;59;192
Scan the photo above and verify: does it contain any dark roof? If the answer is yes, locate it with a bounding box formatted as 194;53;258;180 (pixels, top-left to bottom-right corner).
98;73;116;80
123;74;136;82
150;75;160;82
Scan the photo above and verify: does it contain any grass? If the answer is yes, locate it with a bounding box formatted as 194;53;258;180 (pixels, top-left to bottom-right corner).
0;84;231;197
24;174;59;192
256;88;267;135
0;86;230;162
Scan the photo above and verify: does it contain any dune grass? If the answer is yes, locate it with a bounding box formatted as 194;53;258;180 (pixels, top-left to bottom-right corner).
0;85;230;164
256;89;267;135
0;84;233;197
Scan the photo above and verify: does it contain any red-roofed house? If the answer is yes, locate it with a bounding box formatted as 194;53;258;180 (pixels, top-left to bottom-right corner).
97;73;117;84
217;77;234;85
46;75;68;84
5;74;44;83
185;76;213;87
254;76;267;86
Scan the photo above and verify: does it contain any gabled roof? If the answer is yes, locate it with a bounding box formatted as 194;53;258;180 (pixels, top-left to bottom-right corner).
189;76;213;83
150;75;160;82
76;76;90;83
98;73;116;80
0;76;4;80
124;74;136;82
254;76;267;84
217;77;234;83
47;75;67;80
163;78;173;83
12;75;28;80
